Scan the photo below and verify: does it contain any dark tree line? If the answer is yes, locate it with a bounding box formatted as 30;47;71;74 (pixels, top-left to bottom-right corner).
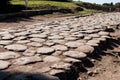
0;0;11;7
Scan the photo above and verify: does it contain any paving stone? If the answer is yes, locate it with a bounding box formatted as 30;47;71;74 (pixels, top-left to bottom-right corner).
14;31;29;36
48;35;64;40
13;56;42;65
44;42;55;46
65;41;84;48
16;40;30;44
64;37;77;41
0;40;13;45
13;36;27;40
0;60;11;70
87;39;100;44
63;51;87;59
2;34;14;40
98;31;109;36
23;49;36;56
27;42;42;47
29;34;47;38
37;47;55;55
51;40;65;44
84;36;92;40
88;34;100;38
63;58;81;63
52;45;68;51
76;45;94;54
50;62;71;70
5;44;27;52
0;51;20;60
43;56;61;62
30;38;45;43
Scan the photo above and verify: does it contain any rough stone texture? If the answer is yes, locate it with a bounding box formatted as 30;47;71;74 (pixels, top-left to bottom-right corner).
0;40;13;45
52;45;68;51
5;44;27;52
76;45;94;54
63;51;87;59
0;13;119;79
65;41;84;48
13;56;42;65
0;60;11;70
50;62;71;70
0;51;20;60
43;56;61;62
37;47;55;55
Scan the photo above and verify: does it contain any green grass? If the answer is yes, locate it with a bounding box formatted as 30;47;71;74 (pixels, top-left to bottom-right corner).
11;0;78;10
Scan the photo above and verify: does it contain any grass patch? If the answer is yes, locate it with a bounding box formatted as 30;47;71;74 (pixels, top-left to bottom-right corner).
11;0;78;10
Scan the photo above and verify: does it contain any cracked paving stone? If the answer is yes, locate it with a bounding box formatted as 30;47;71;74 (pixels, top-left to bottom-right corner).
37;47;55;55
0;51;20;60
5;44;27;52
27;42;42;47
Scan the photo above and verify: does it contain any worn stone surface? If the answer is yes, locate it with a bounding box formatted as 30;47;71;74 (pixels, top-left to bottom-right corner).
63;51;87;59
0;60;11;70
76;45;94;54
37;47;55;55
5;44;27;52
0;13;119;79
0;51;20;60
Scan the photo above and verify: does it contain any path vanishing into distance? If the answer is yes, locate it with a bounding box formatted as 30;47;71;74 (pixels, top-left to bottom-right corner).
0;13;120;80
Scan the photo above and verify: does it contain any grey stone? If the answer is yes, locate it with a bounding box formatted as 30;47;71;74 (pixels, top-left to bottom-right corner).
5;44;27;52
37;47;55;55
43;56;61;62
52;45;68;51
50;62;71;70
13;56;42;65
0;40;13;45
63;51;87;59
29;34;47;38
0;51;20;60
0;60;11;70
76;45;94;54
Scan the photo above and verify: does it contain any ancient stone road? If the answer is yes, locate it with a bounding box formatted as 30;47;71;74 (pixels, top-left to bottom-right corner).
0;13;120;80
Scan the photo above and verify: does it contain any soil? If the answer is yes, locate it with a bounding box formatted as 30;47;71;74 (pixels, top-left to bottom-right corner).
78;31;120;80
0;15;74;29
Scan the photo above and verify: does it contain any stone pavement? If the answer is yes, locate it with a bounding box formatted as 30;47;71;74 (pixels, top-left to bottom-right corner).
0;13;120;80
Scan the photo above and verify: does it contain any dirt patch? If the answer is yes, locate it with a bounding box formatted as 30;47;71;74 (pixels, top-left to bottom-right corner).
78;42;120;80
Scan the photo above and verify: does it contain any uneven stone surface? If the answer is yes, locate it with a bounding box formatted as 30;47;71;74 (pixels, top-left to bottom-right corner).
0;60;11;70
37;47;55;55
0;51;20;60
0;13;120;80
5;44;27;52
